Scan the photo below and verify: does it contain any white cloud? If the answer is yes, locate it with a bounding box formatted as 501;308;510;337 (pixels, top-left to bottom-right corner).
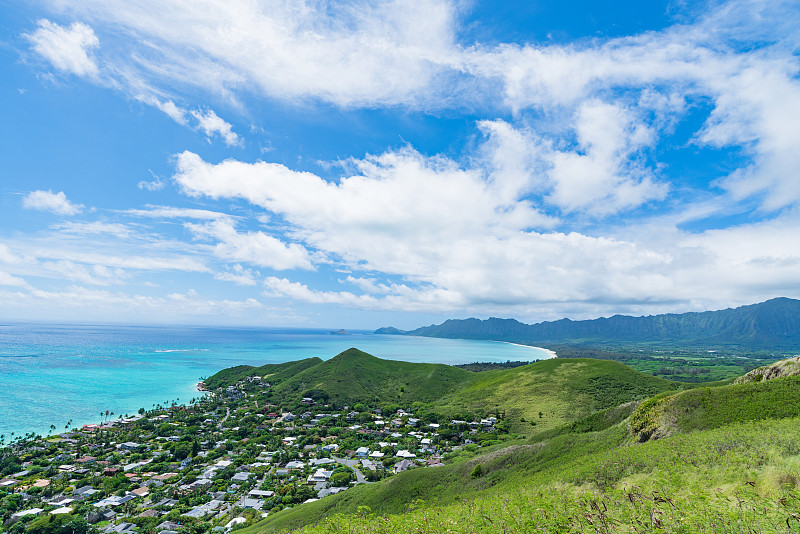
46;0;460;107
41;260;117;286
18;0;800;321
191;108;242;147
124;205;234;221
214;264;258;286
53;221;132;238
186;218;313;271
22;190;83;215
545;101;666;214
137;95;189;125
136;96;241;146
0;272;30;288
0;284;274;324
0;244;25;265
26;19;99;77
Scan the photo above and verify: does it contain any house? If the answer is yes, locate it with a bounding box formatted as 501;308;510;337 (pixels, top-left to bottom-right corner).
395;450;416;459
47;497;75;507
73;485;99;497
109;522;137;533
182;499;224;518
10;509;44;520
306;469;333;485
300;398;316;405
240;498;264;510
231;472;253;482
394;459;416;474
355;447;369;457
285;460;305;470
119;442;141;451
248;489;274;498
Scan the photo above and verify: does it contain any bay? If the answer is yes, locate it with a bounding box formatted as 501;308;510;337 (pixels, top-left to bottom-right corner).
0;322;552;440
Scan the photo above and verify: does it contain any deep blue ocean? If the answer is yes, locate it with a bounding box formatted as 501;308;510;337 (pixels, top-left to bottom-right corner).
0;323;552;439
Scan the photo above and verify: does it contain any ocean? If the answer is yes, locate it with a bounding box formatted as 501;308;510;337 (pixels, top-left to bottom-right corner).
0;323;552;440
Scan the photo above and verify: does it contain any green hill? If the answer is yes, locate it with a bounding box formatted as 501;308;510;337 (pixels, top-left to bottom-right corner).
203;357;323;390
631;367;800;441
269;348;477;406
378;297;800;350
249;369;800;534
429;357;680;435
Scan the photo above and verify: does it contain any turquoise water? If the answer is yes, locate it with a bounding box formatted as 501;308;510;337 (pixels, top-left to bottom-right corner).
0;323;551;439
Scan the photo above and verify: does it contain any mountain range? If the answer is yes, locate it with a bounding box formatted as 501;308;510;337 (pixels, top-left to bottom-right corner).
375;297;800;349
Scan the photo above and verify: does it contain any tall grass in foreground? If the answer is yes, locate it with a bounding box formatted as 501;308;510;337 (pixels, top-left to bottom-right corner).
307;485;799;533
286;417;800;533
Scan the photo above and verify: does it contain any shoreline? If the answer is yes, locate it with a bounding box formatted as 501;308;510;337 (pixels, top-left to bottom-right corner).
493;340;557;359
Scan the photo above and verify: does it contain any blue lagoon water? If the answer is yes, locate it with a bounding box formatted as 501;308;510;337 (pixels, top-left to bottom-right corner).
0;323;551;439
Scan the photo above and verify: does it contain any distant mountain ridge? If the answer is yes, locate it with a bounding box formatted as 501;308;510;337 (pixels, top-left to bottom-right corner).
375;297;800;349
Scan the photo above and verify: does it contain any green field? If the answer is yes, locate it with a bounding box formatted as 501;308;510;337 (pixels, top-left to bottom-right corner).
230;353;800;534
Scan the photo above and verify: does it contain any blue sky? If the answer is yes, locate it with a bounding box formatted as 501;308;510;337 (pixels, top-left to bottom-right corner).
1;0;799;329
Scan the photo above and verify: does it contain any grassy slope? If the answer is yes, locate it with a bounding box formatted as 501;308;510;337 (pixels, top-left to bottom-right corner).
270;348;478;406
431;358;680;435
250;369;800;533
632;374;800;441
295;416;800;533
249;360;681;533
203;357;324;390
253;410;800;534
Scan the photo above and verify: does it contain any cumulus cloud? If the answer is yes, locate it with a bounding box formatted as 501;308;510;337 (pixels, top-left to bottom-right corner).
186;218;313;271
18;0;800;320
26;19;99;77
23;190;83;215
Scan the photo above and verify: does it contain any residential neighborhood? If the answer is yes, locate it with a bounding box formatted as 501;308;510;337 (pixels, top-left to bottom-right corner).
0;374;508;534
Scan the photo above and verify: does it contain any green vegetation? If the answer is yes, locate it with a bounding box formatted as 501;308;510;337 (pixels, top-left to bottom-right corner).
236;354;800;534
269;349;476;406
430;358;679;435
202;358;323;390
452;361;531;372
8;348;800;534
631;373;800;441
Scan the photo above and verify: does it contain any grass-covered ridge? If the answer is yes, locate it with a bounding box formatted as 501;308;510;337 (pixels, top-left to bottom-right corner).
203;357;323;390
430;357;680;435
269;348;478;406
206;350;681;434
250;411;800;533
632;371;800;441
211;351;800;534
